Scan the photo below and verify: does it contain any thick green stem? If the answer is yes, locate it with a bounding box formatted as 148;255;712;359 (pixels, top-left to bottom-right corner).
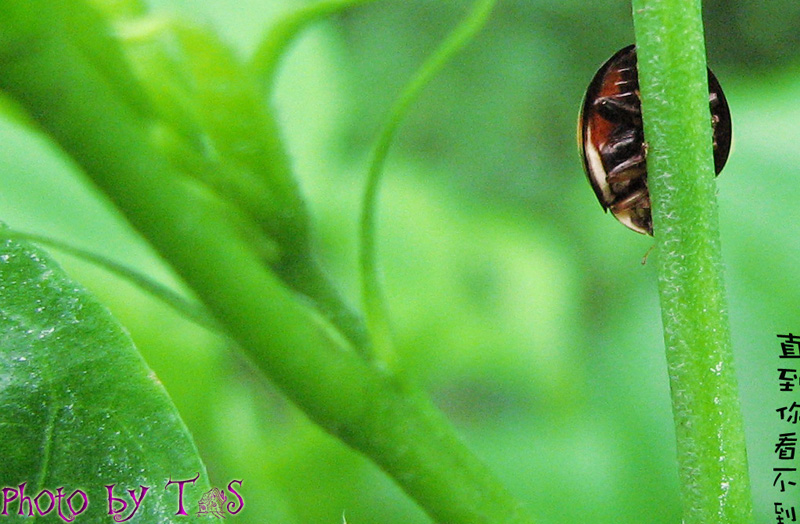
631;1;753;522
0;2;535;522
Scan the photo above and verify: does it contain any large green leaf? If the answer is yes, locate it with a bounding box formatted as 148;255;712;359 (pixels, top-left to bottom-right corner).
0;234;211;521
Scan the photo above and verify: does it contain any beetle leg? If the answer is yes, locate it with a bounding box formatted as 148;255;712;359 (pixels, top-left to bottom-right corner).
709;92;725;140
601;126;637;153
607;152;646;183
594;95;641;123
610;186;649;212
711;113;721;138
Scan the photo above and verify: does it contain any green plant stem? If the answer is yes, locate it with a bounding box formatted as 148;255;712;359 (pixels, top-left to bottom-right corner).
248;0;383;356
3;230;223;334
0;3;535;522
631;1;753;522
360;0;497;369
250;0;379;96
122;8;368;355
276;254;371;351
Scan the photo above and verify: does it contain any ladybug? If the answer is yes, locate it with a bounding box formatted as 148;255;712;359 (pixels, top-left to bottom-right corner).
578;44;732;235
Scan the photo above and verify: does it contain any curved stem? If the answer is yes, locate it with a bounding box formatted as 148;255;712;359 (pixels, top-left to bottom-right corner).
250;0;378;98
631;1;754;522
359;0;497;368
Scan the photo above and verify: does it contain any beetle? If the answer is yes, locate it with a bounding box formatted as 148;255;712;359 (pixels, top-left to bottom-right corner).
578;44;732;235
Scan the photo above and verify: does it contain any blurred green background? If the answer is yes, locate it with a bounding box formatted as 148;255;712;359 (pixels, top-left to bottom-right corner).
1;0;797;522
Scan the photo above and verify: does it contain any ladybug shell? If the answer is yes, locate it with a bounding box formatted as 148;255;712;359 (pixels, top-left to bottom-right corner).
578;45;732;235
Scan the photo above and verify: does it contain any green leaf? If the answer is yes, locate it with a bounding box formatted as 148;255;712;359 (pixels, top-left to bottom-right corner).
4;229;224;336
0;234;210;521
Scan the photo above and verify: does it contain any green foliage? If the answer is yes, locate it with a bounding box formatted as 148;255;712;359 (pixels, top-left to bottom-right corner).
0;0;789;522
0;0;532;522
0;233;209;520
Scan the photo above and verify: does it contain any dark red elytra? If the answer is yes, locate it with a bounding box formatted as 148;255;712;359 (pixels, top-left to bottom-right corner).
578;45;732;235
